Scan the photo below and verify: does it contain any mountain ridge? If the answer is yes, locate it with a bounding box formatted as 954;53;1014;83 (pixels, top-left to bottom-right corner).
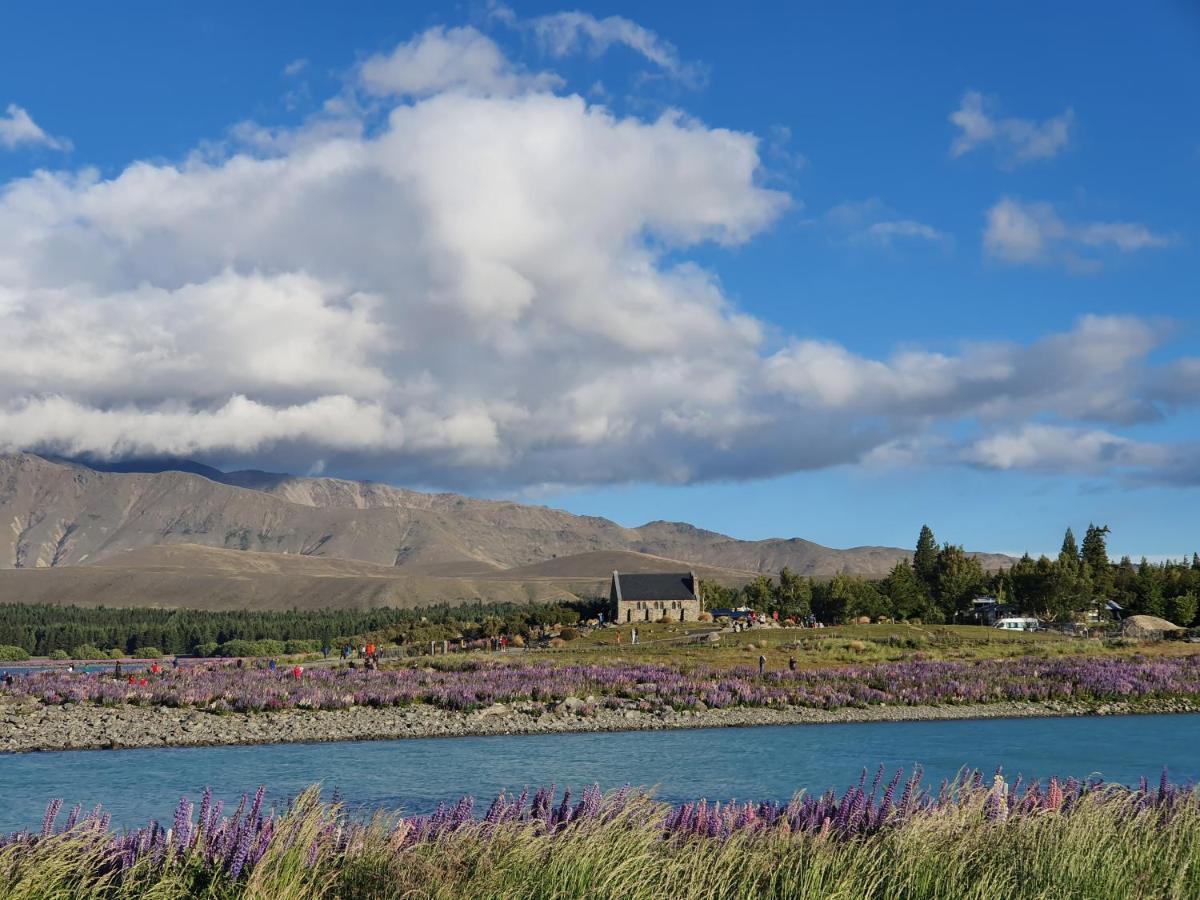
0;454;1015;602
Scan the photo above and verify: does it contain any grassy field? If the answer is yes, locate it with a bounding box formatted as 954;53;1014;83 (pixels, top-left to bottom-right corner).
408;623;1199;674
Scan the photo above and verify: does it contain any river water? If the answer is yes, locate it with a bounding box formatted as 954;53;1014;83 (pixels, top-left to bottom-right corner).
3;713;1197;833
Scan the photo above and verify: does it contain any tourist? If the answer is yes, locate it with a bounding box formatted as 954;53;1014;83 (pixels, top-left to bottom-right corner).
268;658;277;671
758;654;766;675
114;661;123;679
788;655;797;673
292;665;303;680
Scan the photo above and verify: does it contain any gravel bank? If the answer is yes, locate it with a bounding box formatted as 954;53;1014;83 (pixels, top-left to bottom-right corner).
3;696;1197;753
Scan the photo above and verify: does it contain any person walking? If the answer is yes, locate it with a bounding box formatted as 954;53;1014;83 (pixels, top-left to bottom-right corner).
758;654;766;676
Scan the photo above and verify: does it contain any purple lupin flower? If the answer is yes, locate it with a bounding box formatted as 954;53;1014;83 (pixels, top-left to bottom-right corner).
228;827;254;879
41;799;63;838
172;797;193;851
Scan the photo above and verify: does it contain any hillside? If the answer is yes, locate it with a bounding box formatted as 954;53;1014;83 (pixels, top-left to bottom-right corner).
0;453;1013;608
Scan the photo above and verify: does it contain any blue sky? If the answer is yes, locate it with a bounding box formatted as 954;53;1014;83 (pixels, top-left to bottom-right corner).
1;2;1197;559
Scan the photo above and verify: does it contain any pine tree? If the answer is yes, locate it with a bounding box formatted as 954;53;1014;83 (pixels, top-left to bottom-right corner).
1192;552;1200;572
914;525;938;590
1080;524;1111;573
1060;527;1079;560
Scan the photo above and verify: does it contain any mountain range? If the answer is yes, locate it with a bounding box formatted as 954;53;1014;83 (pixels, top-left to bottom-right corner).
0;453;1013;609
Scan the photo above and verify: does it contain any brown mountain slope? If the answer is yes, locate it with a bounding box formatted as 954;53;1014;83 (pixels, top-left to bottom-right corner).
0;454;1013;589
3;543;753;610
0;545;596;610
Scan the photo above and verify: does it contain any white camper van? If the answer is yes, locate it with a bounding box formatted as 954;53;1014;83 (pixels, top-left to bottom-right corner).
994;616;1041;632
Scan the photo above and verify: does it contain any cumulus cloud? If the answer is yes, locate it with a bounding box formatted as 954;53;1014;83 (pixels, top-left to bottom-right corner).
359;26;559;98
0;104;69;151
763;315;1173;426
0;22;1194;489
984;198;1172;270
950;91;1071;166
963;424;1165;474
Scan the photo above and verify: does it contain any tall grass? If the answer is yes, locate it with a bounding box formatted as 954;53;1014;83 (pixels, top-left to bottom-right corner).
3;771;1198;899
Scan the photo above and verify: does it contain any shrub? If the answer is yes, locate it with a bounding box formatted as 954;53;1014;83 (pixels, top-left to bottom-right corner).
558;628;579;641
49;649;69;660
848;640;867;652
697;612;713;622
216;639;285;658
70;644;104;660
107;648;125;659
0;644;30;661
855;616;872;625
548;638;566;648
132;647;162;659
509;635;525;647
284;639;321;655
197;642;219;657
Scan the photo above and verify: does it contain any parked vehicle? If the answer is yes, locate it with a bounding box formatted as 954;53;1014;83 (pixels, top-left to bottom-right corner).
994;617;1041;632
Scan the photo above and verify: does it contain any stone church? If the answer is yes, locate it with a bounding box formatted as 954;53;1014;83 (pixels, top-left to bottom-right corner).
610;570;702;623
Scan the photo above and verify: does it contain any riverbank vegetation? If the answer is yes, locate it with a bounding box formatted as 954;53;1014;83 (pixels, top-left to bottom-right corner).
2;769;1197;899
6;655;1200;715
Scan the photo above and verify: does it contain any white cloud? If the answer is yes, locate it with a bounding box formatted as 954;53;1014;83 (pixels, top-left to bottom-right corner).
963;424;1162;473
984;198;1172;270
825;198;948;249
358;26;559;98
283;58;309;77
0;104;69;152
950;91;1071;166
0;23;1195;489
526;10;705;86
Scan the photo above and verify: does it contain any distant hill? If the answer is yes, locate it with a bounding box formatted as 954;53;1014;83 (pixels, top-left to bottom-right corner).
0;453;1014;609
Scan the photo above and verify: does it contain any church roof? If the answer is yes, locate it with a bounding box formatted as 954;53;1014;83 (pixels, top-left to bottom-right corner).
612;571;696;602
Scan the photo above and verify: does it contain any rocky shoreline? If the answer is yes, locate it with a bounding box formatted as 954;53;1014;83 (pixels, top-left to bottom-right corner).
2;696;1198;753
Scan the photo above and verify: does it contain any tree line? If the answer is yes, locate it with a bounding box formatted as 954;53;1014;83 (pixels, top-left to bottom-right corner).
701;524;1200;627
0;599;608;658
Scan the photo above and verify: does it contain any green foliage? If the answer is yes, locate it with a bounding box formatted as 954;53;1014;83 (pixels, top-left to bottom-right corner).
1081;523;1111;572
0;644;30;661
131;647;162;659
69;644;105;660
773;567;812;619
559;627;579;641
1167;593;1198;628
1060;527;1079;560
49;649;69;660
932;544;984;618
0;598;607;657
914;524;939;590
